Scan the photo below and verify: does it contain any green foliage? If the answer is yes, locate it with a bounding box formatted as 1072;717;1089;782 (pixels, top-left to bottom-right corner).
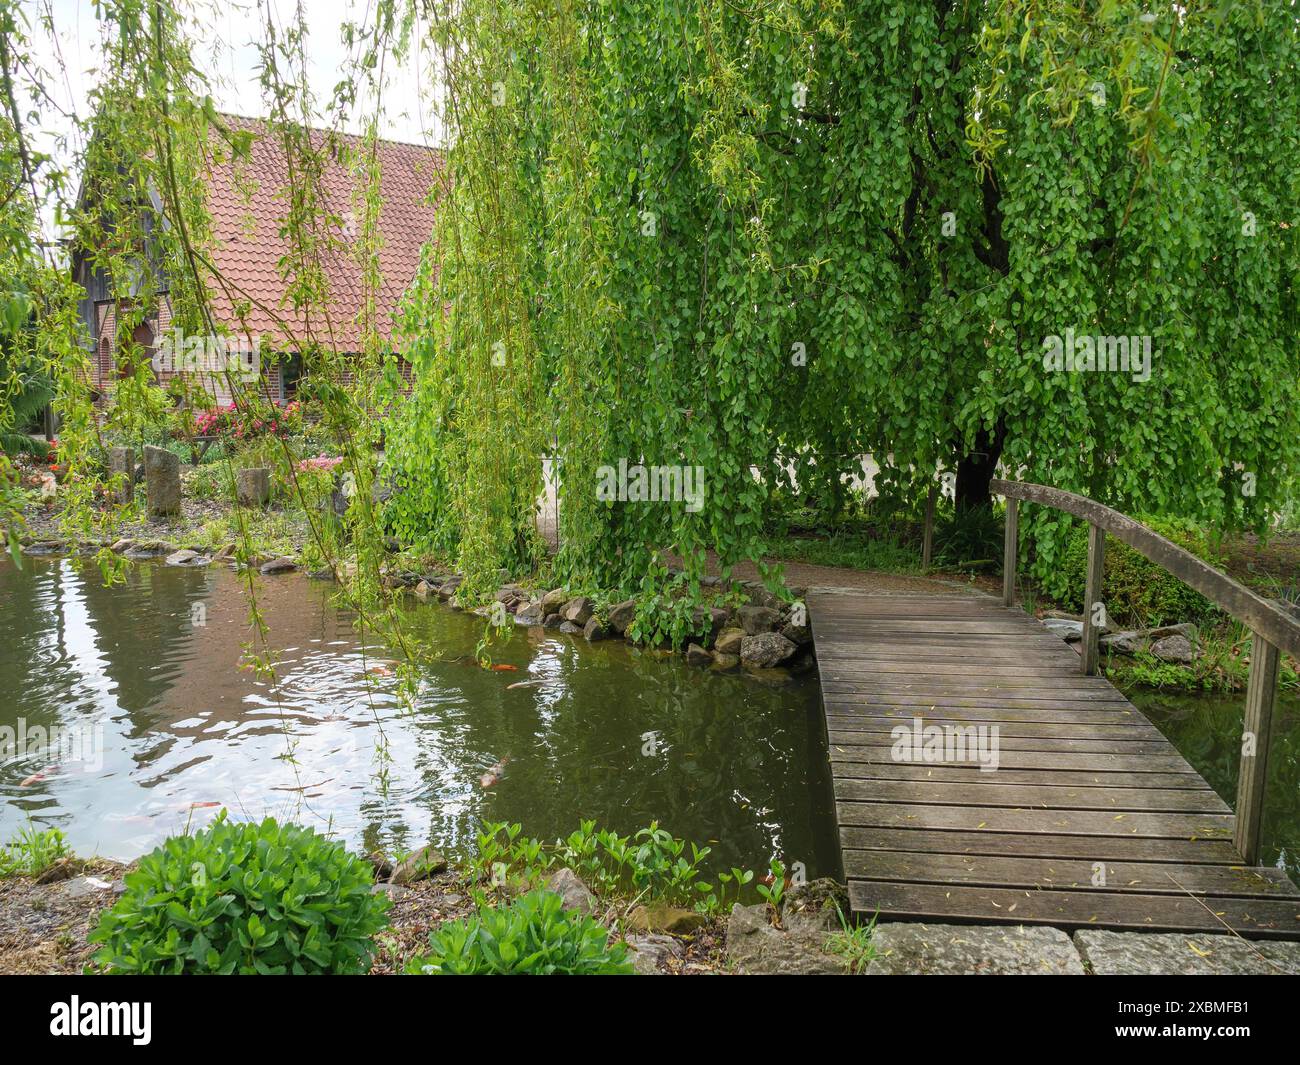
1106;623;1300;695
1052;516;1227;627
755;858;787;912
933;504;1006;571
405;889;632;975
0;823;71;878
89;815;390;975
475;820;751;916
384;0;1299;613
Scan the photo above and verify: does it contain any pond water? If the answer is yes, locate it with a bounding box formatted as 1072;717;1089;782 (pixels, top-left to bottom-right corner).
1128;688;1300;884
0;558;838;878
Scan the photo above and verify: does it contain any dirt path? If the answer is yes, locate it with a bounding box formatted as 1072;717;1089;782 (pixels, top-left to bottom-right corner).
675;549;998;598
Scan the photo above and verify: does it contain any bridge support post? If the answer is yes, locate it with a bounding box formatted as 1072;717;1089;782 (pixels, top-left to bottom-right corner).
1080;522;1104;675
1235;633;1281;865
922;486;937;571
1002;498;1017;607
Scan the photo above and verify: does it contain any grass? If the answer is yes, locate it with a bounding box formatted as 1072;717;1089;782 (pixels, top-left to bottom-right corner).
765;530;922;573
825;904;877;973
0;824;71;878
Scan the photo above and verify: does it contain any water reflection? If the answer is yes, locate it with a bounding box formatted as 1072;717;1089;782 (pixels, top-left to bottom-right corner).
0;559;837;878
1128;688;1300;885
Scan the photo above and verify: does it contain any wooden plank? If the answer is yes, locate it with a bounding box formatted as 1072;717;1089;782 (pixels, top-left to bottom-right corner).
824;702;1146;725
828;731;1171;754
821;681;1128;701
833;762;1209;789
829;743;1198;774
842;850;1299;897
836;801;1234;839
824;716;1164;740
819;674;1124;692
818;620;1050;634
839;826;1241;864
826;696;1144;712
819;660;1083;677
848;880;1300;938
815;646;1077;664
832;778;1230;813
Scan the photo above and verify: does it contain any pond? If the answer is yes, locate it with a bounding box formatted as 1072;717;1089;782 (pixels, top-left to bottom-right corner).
0;558;839;879
1128;688;1300;885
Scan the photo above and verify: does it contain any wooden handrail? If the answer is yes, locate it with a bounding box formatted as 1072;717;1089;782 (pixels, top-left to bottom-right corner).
990;478;1300;658
990;476;1297;864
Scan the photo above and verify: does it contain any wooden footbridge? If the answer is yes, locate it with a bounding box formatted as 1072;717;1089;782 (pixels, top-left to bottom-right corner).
810;480;1300;939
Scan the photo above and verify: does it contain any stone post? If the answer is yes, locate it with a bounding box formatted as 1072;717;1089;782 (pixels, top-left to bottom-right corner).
143;444;181;516
236;467;271;507
108;446;135;504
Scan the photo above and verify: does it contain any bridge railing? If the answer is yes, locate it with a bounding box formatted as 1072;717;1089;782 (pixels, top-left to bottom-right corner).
990;478;1300;865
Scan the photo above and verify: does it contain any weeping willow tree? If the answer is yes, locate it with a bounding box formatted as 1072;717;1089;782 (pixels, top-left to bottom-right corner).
0;0;434;707
387;0;1299;606
3;0;1296;640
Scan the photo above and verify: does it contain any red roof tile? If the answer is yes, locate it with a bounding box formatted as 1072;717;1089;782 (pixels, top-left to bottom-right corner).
201;115;442;352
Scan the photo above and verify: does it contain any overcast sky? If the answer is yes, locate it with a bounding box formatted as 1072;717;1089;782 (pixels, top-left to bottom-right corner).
25;0;439;231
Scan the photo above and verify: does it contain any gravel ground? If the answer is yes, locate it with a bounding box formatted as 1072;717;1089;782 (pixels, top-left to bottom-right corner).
0;859;126;975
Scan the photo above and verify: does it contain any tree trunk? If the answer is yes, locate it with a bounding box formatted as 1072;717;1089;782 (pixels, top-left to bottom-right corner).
954;426;1004;511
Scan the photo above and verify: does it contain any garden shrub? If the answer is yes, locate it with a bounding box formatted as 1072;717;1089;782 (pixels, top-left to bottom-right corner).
89;814;389;975
405;889;632;975
1054;516;1227;627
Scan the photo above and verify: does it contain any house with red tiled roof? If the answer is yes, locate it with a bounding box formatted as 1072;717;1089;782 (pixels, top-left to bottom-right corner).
73;115;441;405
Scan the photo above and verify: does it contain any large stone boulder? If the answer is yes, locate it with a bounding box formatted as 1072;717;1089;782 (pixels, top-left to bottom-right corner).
236;467;271;507
165;549;208;567
865;922;1084;975
740;631;797;668
625;902;706;935
781;620;813;646
688;605;728;646
514;600;544;625
540;588;570;614
1150;634;1196;663
725;903;849;975
561;596;594;625
624;933;684;975
545;868;596;915
1101;622;1198;657
1043;618;1083;642
143;444;181;516
738;604;781;635
607;599;637;635
714;627;746;655
685;643;711;666
391;845;448;886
